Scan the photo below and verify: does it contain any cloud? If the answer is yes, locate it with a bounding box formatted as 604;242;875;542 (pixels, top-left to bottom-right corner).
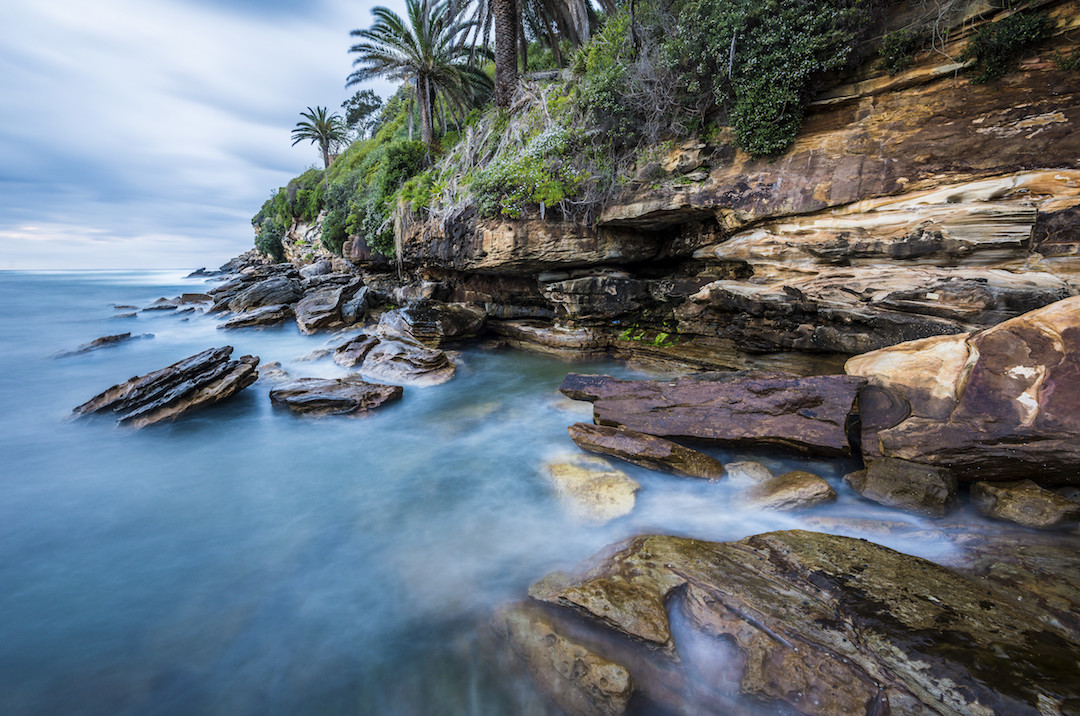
0;0;404;269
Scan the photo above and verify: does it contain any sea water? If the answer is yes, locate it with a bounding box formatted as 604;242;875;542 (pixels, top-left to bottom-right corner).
0;270;960;715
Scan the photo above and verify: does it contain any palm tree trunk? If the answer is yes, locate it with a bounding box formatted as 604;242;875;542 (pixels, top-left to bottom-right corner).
321;142;331;169
493;0;518;107
518;0;528;74
419;76;434;146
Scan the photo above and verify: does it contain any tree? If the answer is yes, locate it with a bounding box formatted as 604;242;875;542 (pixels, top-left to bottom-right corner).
493;0;518;107
341;89;384;140
348;0;490;146
291;106;348;169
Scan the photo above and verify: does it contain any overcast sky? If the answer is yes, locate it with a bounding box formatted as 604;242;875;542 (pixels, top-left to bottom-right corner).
0;0;405;270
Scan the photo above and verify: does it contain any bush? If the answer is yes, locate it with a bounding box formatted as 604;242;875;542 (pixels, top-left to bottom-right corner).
472;126;582;218
960;11;1052;84
254;219;286;262
879;28;925;75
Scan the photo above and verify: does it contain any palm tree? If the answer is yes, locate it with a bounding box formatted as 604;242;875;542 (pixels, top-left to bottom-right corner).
291;106;348;169
348;0;490;146
493;0;518;107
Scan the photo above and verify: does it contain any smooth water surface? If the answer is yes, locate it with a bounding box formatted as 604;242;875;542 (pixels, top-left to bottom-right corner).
0;271;959;715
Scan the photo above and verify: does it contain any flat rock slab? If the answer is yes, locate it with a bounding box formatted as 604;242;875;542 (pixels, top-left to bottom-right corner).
73;346;259;428
741;470;837;511
844;458;958;518
560;372;864;456
568;423;725;479
544;455;640;525
269;376;402;416
527;530;1080;715
971;479;1080;529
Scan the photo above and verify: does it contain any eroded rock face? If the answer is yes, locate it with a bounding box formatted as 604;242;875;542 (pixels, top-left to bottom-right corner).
742;470;837;511
489;321;608;359
527;530;1080;715
544;455;640;525
227;276;302;312
268;376;402;416
971;480;1080;529
333;335;380;368
73;347;259;428
560;372;863;456
294;281;357;334
378;300;486;347
844;458;958;518
847;296;1080;483
567;423;725;479
217;304;293;329
359;336;456;386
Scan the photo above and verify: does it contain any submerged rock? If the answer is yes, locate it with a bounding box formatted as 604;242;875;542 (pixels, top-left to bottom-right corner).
360;336;456;386
847;296;1080;483
217;304;293;329
567;423;725;479
73;346;259;428
723;460;773;485
560;372;863;455
971;479;1080;529
544;455;640;525
141;297;180;311
843;458;958;518
526;530;1080;715
56;332;152;357
742;470;836;511
268;376;402;416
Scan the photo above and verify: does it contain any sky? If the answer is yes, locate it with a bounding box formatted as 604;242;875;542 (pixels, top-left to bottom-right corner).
0;0;406;270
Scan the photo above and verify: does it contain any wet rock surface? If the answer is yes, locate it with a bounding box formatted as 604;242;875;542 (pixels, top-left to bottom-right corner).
741;470;836;511
848;296;1080;483
332;335;380;368
56;332;152;357
268;376;402;416
73;346;259;428
378;300;486;347
568;423;725;479
217;304;293;329
844;458;958;518
544;455;640;525
359;336;457;386
525;530;1080;715
560;372;864;455
971;479;1080;529
294;281;358;334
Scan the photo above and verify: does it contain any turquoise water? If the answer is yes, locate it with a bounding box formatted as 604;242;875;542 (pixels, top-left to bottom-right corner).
0;270;957;715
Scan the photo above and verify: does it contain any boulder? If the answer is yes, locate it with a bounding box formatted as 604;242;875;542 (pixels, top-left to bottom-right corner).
742;470;837;511
723;460;773;484
492;603;634;716
378;300;486;347
141;297;179;312
360;336;456;386
544;455;640;525
268;376;402;416
294;282;356;334
567;423;725;479
73;346;259;428
333;335;380;368
341;286;371;325
179;293;212;304
560;372;864;456
299;258;333;278
217;304;293;329
527;530;1080;715
971;480;1080;529
847;296;1080;483
227;277;302;312
843;458;958;518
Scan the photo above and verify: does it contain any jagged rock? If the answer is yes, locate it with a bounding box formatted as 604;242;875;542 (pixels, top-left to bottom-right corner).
489;321;608;358
269;376;402;416
971;480;1080;529
560;372;863;456
227;277;302;312
186;267;211;278
142;297;180;312
360;336;456;386
544;455;640;525
341;286;371;325
527;530;1080;715
723;460;773;484
217;304;293;329
294;282;356;334
257;361;290;382
567;423;725;479
742;470;836;511
492;602;634;716
73;346;259;428
847;296;1080;483
299;258;333;278
56;332;152;357
843;458;958;518
333;335;380;368
542;275;650;321
179;293;212;304
378;300;486;347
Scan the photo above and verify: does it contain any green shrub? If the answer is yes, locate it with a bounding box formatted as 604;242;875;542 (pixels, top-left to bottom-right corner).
960;11;1052;84
879;28;925;75
254;219;286;262
1053;46;1080;71
472;126;582;218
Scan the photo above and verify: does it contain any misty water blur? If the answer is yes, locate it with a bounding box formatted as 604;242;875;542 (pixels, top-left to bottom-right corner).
0;271;960;714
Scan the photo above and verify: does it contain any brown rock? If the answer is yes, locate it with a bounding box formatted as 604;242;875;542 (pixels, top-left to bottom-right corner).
378;300;486;347
268;376;402;416
294;282;356;334
360;337;456;386
545;455;641;525
742;470;837;511
73;347;259;428
568;423;725;479
56;332;153;357
847;296;1080;483
333;335;380;368
843;458;958;518
217;304;293;329
723;460;773;484
560;372;863;456
971;480;1080;529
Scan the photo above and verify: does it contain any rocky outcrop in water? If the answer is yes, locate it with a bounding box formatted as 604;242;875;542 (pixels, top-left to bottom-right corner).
741;470;837;511
359;336;457;386
560;372;863;455
217;304;293;329
268;376;402;416
971;479;1080;529
55;332;153;358
544;455;640;525
847;295;1080;484
227;276;303;313
567;423;725;479
378;300;486;347
73;346;259;428
520;530;1080;715
843;458;958;518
